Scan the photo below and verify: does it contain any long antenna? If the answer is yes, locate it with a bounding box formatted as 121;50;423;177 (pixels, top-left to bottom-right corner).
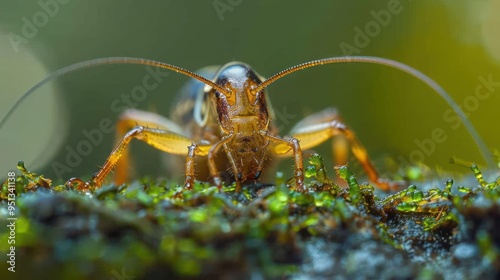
252;56;495;169
0;57;230;130
1;56;494;169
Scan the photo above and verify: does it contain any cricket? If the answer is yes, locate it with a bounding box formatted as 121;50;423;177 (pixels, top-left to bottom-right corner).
1;56;494;193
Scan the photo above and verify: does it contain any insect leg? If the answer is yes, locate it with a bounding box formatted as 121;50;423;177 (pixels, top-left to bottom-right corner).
114;109;188;185
184;144;198;190
66;125;211;190
206;137;232;191
267;134;305;192
286;108;403;191
286;108;349;166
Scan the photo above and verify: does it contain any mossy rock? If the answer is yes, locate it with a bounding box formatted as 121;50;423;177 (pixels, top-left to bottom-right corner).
1;155;500;279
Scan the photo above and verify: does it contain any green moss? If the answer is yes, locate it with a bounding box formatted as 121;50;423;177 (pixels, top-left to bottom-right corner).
336;165;361;205
1;154;499;278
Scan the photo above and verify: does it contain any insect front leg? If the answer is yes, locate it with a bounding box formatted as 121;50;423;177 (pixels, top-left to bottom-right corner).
287;108;404;191
66;121;211;191
184;144;198;190
206;137;233;191
268;134;306;192
114;109;189;185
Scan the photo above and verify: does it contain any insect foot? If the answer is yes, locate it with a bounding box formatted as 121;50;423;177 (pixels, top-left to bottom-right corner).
65;177;97;191
294;169;306;192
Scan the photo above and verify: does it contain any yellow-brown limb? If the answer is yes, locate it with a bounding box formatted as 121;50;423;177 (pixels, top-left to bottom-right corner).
114;109;187;185
284;109;403;191
268;134;305;192
66;124;211;190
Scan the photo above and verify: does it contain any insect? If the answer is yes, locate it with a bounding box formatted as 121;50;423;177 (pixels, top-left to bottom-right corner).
0;56;494;192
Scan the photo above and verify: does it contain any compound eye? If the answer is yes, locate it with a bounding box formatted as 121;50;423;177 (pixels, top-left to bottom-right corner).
212;75;235;105
213;89;234;105
223;89;235;105
247;86;258;104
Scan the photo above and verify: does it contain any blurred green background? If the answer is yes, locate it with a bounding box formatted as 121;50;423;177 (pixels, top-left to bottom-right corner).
1;0;499;183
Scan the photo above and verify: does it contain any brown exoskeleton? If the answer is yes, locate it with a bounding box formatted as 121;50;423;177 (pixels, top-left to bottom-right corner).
1;56;494;192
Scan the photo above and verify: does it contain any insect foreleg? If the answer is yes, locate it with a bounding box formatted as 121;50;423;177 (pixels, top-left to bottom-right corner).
267;134;305;192
184;144;198;190
115;109;188;185
207;137;233;191
66;126;201;190
286;108;403;191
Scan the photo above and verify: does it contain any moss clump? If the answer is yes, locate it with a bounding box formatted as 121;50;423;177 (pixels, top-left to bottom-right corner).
1;155;500;279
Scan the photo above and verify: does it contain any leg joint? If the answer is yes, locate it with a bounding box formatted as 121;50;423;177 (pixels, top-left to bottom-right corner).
330;120;347;131
125;126;146;138
289;137;300;148
187;143;198;157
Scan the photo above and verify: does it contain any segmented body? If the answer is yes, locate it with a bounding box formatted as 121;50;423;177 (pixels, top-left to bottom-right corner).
167;64;278;185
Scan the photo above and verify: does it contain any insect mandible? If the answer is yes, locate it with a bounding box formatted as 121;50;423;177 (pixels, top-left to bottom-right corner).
1;56;494;192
